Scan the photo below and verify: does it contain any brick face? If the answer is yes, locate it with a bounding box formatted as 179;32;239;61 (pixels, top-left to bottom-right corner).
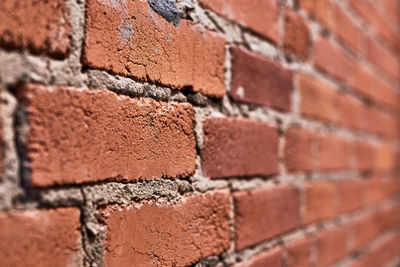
0;208;81;266
286;236;312;267
0;0;399;265
200;0;279;42
0;0;71;58
100;190;231;266
315;227;348;267
283;8;311;60
16;84;196;186
303;182;336;224
201;117;279;179
234;185;300;250
84;0;226;98
230;46;294;111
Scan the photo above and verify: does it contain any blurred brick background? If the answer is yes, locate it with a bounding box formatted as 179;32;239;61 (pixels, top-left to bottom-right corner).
0;0;399;266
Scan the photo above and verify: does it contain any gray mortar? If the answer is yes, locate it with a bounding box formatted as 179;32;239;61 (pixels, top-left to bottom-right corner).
148;0;181;26
0;0;398;266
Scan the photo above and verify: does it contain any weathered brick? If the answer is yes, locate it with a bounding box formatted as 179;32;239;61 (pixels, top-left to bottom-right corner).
200;0;279;42
0;208;81;266
298;0;334;29
283;8;311;60
201;117;279;179
230;46;293;111
84;0;226;97
0;0;71;58
284;128;314;173
16;84;196;187
336;180;363;214
100;190;231;266
234;185;300;250
286;236;312;267
304;181;336;224
298;74;335;123
315;226;348;267
239;247;283;267
314;36;356;85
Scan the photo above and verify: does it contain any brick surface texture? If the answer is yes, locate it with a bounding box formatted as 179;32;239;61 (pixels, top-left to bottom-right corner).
0;0;399;266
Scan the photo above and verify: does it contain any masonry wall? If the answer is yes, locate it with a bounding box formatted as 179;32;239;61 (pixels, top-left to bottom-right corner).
0;0;399;266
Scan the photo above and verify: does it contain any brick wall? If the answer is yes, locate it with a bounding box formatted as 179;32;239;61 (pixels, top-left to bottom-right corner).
0;0;399;266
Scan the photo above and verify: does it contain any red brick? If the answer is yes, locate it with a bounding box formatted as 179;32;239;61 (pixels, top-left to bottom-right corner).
349;235;400;267
298;74;335;123
354;142;377;171
350;214;379;249
284;128;314;173
200;0;279;42
0;208;81;266
336;180;363;214
240;247;283;267
349;0;400;51
16;84;196;187
303;181;336;224
364;177;386;205
283;8;311;60
314;36;356;85
286;236;313;267
315;134;351;171
334;92;365;131
100;190;231;266
201;117;279;179
333;4;365;53
84;0;225;98
234;185;300;250
0;0;71;58
298;0;334;29
230;46;293;111
376;143;397;170
367;108;399;139
315;227;348;267
365;38;400;81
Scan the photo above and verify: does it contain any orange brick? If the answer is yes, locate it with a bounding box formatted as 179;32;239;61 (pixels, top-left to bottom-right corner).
336;180;363;214
283;8;311;60
0;208;81;266
333;4;366;53
200;0;279;43
304;181;336;224
100;190;231;266
0;0;71;58
315;226;348;267
298;0;334;29
286;236;313;267
284;128;314;173
334;92;365;131
84;0;226;97
316;134;351;172
16;84;196;186
234;185;300;250
298;74;335;123
314;37;356;85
